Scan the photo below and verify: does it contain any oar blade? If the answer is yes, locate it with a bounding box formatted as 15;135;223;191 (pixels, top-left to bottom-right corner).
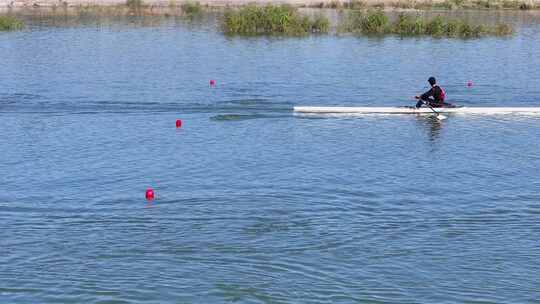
437;114;447;120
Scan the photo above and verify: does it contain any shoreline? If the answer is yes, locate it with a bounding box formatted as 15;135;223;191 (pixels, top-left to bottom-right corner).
1;0;540;10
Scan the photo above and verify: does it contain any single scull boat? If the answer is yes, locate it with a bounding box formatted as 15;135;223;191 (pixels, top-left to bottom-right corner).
293;106;540;114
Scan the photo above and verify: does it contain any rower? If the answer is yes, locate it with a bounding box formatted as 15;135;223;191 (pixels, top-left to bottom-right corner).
415;77;451;108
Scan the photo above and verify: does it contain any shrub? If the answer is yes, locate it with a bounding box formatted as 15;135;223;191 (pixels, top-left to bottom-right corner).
393;13;425;36
181;1;202;15
391;1;415;9
360;9;389;34
340;11;513;38
312;13;331;33
343;0;366;9
327;0;343;8
444;19;460;36
425;15;445;36
456;22;485;37
493;23;513;35
222;4;330;36
339;9;364;33
0;16;24;31
126;0;143;8
519;2;532;9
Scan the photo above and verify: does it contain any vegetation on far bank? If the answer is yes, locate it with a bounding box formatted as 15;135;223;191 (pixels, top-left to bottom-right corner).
19;0;208;18
126;0;144;9
0;16;24;31
222;4;329;36
311;0;540;10
339;9;513;37
1;2;516;38
221;4;513;38
180;1;203;16
4;0;540;13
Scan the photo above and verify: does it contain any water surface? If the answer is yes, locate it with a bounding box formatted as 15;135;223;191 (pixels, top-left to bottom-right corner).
1;11;540;303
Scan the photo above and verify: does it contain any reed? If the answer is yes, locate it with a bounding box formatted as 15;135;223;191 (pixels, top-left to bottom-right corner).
502;0;533;9
181;1;202;16
494;23;514;35
393;13;425;35
339;10;390;35
0;16;24;31
327;0;344;8
425;15;445;36
391;1;416;9
222;4;330;36
343;0;366;9
312;13;331;33
126;0;144;8
361;9;389;34
362;0;540;10
340;10;513;38
338;9;364;33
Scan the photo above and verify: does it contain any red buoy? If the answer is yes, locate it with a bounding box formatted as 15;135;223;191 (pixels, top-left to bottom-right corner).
209;79;216;86
176;119;182;128
467;81;473;87
145;188;155;201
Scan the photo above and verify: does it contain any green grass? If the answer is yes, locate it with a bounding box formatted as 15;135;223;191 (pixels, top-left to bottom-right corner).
338;9;363;33
494;23;514;35
393;13;425;35
361;9;390;34
343;0;366;9
126;0;144;8
339;9;390;34
340;10;513;38
393;14;487;37
335;0;540;10
222;4;330;36
181;1;202;16
339;10;391;35
425;15;445;36
312;13;331;33
502;0;533;9
0;16;24;31
391;1;416;9
326;0;343;8
441;0;535;9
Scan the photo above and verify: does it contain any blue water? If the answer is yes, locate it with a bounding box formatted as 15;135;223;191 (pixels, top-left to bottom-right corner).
1;12;540;303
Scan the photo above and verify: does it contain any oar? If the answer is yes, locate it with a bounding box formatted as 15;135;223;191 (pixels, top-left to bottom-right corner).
414;97;447;120
424;102;447;120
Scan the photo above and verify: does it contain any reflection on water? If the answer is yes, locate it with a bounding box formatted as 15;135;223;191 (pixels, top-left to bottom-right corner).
416;115;445;142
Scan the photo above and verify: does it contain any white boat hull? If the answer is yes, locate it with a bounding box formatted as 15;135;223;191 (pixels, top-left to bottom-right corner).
293;106;540;114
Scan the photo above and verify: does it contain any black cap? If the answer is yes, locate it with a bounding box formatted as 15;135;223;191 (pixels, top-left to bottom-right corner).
428;77;436;86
